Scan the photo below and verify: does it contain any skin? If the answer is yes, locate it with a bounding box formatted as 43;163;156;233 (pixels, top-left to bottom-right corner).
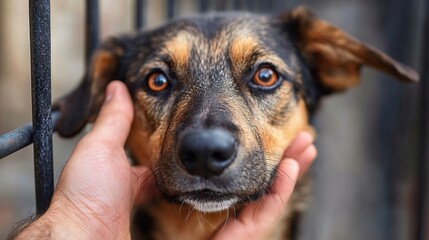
14;81;316;240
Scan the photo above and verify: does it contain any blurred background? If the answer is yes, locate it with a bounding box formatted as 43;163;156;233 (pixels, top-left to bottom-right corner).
0;0;427;239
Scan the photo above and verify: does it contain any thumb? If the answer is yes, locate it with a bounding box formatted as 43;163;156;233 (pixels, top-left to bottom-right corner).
88;81;134;147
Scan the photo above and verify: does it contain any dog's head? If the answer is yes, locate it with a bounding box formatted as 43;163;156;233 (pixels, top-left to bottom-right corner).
54;7;418;212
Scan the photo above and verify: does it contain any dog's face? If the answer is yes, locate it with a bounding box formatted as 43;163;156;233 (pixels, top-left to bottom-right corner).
125;12;316;212
55;7;418;212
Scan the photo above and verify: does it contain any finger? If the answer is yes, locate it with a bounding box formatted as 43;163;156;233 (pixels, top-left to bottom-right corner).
89;81;134;147
283;131;314;159
256;158;300;218
297;144;317;176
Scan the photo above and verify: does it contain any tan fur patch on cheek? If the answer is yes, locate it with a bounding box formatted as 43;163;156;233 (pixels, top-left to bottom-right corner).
127;107;169;167
127;114;152;166
127;92;163;167
260;100;310;163
223;98;254;150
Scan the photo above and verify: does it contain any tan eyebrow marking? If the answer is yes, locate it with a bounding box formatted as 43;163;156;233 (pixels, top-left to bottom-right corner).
229;36;294;78
163;32;192;70
229;36;259;68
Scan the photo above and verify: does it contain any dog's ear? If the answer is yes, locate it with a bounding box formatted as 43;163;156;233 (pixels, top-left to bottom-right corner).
280;7;419;93
54;37;133;137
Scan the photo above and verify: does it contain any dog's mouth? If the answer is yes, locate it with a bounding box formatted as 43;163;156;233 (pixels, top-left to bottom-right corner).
179;190;240;212
163;188;268;213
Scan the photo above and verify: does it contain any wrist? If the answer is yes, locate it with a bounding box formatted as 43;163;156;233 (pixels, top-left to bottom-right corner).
13;190;134;240
13;195;128;240
13;205;90;240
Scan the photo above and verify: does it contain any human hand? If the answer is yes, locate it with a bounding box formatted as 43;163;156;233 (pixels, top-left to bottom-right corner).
15;81;155;239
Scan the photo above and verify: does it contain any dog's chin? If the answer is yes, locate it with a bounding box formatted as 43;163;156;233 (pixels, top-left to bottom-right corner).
170;190;241;213
181;197;239;213
163;188;268;213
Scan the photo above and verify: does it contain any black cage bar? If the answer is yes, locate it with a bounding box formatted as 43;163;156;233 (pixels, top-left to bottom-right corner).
416;1;429;239
135;0;145;30
29;0;54;215
85;0;99;65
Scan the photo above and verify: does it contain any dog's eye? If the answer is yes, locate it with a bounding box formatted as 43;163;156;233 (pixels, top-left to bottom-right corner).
253;67;279;87
147;72;169;92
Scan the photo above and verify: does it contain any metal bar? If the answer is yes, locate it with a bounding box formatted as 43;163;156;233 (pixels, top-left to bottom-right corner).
199;0;209;13
380;0;406;237
416;1;429;239
244;0;254;11
135;0;145;30
260;0;272;13
85;0;99;65
376;0;420;238
0;112;60;159
214;0;225;11
232;0;241;10
167;0;175;20
29;0;53;215
0;124;32;158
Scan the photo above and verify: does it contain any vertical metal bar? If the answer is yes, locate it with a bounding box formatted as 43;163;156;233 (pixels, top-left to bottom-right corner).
135;0;145;30
86;0;99;65
199;0;209;13
232;0;241;10
417;2;429;239
167;0;175;20
244;0;254;11
379;0;418;238
260;0;272;13
215;0;227;11
29;0;53;215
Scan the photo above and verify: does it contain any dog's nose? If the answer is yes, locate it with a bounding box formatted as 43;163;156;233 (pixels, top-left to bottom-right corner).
177;128;237;177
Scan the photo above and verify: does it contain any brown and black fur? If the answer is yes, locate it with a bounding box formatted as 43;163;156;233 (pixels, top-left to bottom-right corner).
54;7;418;240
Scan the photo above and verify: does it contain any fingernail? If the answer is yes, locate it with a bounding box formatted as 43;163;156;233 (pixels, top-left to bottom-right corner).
104;84;116;103
300;131;314;142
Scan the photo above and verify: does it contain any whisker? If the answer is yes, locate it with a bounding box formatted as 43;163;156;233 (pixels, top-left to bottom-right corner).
184;201;194;222
197;211;204;231
199;211;217;229
179;200;185;214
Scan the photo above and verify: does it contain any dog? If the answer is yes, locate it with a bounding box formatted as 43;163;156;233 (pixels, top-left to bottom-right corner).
54;7;418;240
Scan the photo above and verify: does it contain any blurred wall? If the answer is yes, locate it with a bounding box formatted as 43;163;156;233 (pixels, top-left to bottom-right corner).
0;0;424;239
